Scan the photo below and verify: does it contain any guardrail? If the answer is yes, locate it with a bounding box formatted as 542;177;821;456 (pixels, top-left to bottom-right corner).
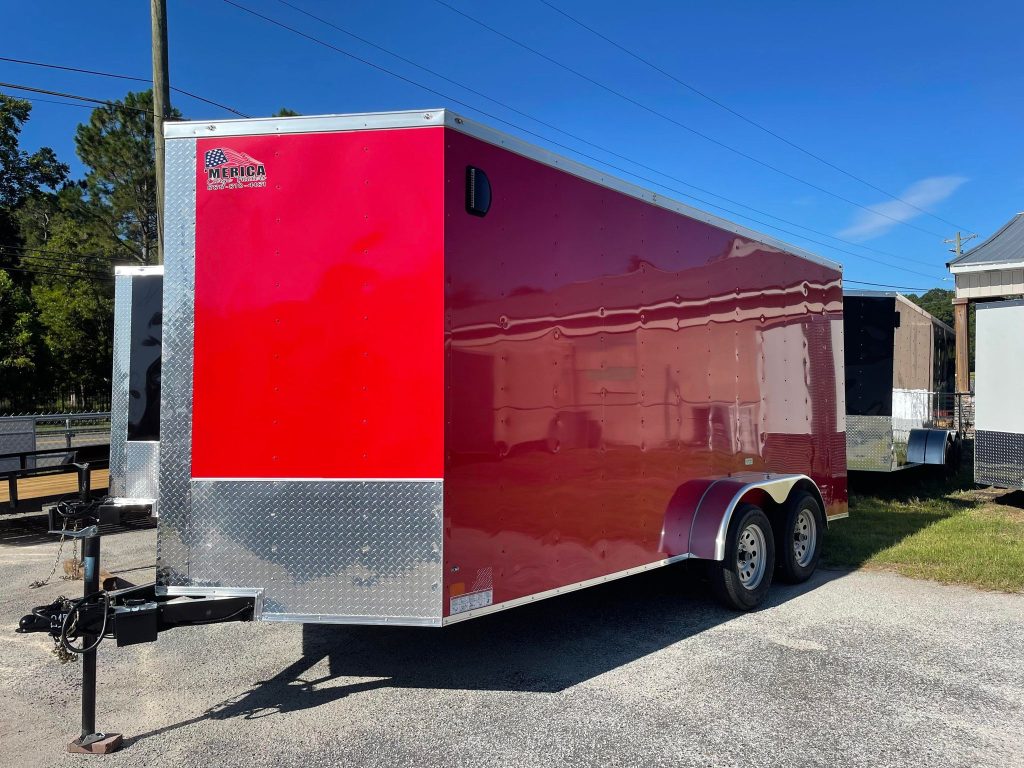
0;413;110;469
0;444;110;510
29;412;112;450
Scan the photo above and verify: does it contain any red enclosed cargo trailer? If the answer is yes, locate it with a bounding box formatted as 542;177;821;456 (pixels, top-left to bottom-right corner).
17;108;853;754
147;109;846;623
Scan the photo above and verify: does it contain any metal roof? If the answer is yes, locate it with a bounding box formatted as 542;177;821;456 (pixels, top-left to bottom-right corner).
948;212;1024;268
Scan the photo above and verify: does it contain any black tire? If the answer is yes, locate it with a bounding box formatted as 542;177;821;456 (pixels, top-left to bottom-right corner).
775;491;824;584
710;504;775;610
942;435;961;479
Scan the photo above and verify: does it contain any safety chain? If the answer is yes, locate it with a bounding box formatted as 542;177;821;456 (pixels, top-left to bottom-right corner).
28;523;70;590
29;504;84;589
51;596;77;664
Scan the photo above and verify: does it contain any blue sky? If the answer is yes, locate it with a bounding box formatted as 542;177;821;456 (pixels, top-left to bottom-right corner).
3;0;1021;290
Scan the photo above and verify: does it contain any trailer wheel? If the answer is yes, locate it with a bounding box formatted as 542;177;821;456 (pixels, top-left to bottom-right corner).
710;504;775;611
775;491;823;584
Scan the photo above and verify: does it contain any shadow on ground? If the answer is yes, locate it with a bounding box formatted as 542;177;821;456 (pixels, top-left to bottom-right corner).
125;564;844;746
990;490;1024;509
847;445;976;504
827;446;978;568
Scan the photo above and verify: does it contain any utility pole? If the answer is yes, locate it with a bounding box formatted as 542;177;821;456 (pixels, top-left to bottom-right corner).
151;0;170;265
945;231;978;393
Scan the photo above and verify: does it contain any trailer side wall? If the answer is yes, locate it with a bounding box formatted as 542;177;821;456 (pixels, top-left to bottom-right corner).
442;127;846;618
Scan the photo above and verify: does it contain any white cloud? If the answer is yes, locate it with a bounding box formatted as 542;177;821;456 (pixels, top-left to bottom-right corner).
837;175;967;241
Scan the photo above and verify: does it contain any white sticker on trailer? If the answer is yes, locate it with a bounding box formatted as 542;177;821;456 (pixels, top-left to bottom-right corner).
450;589;493;615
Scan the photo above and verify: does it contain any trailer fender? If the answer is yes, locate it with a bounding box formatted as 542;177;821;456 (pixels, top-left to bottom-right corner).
659;479;719;557
680;473;820;561
907;428;956;466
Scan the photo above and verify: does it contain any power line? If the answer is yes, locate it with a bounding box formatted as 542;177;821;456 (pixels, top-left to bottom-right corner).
2;242;110;258
273;0;941;271
2;265;114;282
0;56;249;117
12;255;112;272
0;82;156;115
0;243;116;264
228;1;945;280
844;279;935;292
8;94;96;111
430;0;947;240
537;0;972;234
3;248;115;270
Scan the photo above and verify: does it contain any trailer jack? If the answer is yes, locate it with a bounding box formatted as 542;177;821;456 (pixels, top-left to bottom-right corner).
17;508;259;754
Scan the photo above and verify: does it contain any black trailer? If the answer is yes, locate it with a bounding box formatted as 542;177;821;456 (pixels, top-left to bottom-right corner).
843;291;960;472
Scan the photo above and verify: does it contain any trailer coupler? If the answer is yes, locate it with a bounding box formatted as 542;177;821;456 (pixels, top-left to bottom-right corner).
15;514;259;754
19;583;259;649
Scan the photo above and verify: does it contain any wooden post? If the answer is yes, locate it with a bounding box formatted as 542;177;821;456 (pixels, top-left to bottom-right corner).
151;0;170;265
954;297;970;392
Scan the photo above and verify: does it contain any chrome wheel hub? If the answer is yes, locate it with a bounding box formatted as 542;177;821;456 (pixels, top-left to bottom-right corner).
793;508;817;568
736;523;767;589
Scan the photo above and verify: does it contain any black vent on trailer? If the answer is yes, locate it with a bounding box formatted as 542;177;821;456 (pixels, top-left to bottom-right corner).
466;166;491;217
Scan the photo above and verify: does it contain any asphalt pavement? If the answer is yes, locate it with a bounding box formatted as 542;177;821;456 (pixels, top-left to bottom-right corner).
1;512;1021;768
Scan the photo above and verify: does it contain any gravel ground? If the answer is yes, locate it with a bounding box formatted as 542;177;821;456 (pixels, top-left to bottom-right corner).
2;513;1022;768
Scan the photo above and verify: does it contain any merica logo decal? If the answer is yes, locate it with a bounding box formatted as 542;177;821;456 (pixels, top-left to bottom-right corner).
202;147;267;191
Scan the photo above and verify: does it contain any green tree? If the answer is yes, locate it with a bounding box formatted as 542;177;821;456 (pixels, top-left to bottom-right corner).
0;96;68;208
0;96;68;409
273;107;300;117
73;89;179;265
0;269;43;409
11;91;174;409
0;94;68;267
22;190;114;407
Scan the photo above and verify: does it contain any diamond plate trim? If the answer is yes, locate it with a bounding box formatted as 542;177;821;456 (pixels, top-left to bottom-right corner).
108;274;132;497
124;441;159;506
846;415;895;471
157;137;197;586
188;480;443;621
975;430;1024;489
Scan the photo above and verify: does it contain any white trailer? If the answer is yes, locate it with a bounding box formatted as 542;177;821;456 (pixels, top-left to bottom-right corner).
974;299;1024;489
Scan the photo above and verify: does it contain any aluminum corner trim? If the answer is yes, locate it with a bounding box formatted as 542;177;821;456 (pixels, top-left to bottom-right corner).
164;109;447;139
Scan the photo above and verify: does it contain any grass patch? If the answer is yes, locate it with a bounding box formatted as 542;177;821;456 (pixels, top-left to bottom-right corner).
823;466;1024;592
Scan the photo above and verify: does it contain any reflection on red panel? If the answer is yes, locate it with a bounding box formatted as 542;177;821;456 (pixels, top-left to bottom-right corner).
442;128;846;614
191;128;445;478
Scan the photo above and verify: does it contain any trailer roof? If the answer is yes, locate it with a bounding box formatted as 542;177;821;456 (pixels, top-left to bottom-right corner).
166;109;841;273
948;212;1024;270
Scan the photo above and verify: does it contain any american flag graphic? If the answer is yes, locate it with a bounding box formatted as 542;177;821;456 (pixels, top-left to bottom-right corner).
204;147;259;169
